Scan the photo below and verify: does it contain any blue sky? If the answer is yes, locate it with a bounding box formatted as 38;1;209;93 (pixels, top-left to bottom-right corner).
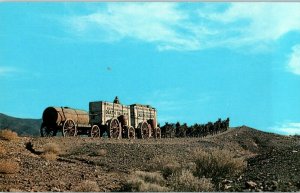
1;2;300;135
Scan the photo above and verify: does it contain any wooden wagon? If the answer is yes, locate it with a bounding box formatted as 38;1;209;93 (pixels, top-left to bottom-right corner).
40;97;161;139
40;107;100;137
89;100;135;139
130;104;161;139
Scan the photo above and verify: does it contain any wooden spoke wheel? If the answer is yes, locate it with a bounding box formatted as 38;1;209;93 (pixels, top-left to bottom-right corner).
90;125;100;138
40;123;56;137
138;121;150;139
62;119;77;137
108;118;121;139
128;126;135;139
155;127;161;139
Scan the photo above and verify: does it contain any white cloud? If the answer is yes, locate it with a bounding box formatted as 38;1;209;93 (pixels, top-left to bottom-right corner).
0;67;17;76
66;3;201;51
65;3;300;52
271;122;300;135
205;3;300;37
198;3;300;49
287;44;300;75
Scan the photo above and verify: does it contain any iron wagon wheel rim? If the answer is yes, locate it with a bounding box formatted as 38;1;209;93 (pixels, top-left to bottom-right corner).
155;127;161;139
62;119;77;137
139;121;150;139
40;123;55;137
91;125;100;138
128;126;135;139
109;118;121;139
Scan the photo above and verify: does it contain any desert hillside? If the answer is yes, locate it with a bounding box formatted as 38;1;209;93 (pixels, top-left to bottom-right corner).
0;126;299;192
0;113;41;136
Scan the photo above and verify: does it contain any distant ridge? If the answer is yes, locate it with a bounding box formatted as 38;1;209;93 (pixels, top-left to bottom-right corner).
210;125;289;154
0;113;41;136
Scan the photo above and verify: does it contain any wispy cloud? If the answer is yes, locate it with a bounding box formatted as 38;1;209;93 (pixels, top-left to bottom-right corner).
0;66;18;77
64;3;300;52
0;66;41;79
287;44;300;75
202;3;300;40
197;3;300;51
270;122;300;135
66;3;201;51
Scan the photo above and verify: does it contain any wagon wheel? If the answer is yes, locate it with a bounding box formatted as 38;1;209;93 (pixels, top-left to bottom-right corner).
40;123;56;137
155;127;161;139
108;118;121;139
150;125;155;138
62;119;77;137
128;126;135;139
90;125;100;138
138;121;150;139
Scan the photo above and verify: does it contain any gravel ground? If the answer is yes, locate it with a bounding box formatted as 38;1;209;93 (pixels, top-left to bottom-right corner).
0;126;299;192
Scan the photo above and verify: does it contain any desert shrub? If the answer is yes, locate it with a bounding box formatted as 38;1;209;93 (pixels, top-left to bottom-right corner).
149;155;181;178
183;162;197;173
43;143;61;154
41;153;57;161
97;148;107;156
169;169;214;192
126;171;169;192
0;160;20;174
133;180;169;192
40;143;61;161
0;145;5;154
89;148;107;157
0;129;18;141
134;171;165;185
193;148;246;181
8;188;23;192
74;180;100;192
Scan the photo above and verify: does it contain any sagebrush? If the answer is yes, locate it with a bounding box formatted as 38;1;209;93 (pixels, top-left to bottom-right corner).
0;160;20;174
149;155;181;178
0;129;18;141
90;148;107;157
0;145;5;154
41;153;57;161
169;169;214;192
74;180;100;192
40;143;61;161
43;143;61;154
126;171;169;192
193;148;246;181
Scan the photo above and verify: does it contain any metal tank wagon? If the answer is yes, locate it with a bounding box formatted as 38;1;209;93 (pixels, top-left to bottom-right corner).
40;97;161;139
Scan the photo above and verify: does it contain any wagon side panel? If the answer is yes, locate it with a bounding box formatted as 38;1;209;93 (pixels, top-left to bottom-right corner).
130;104;157;129
125;106;131;127
130;105;137;128
89;101;104;125
104;102;115;122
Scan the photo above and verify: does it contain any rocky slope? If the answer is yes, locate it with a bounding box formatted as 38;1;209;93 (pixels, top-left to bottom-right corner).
0;126;299;192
